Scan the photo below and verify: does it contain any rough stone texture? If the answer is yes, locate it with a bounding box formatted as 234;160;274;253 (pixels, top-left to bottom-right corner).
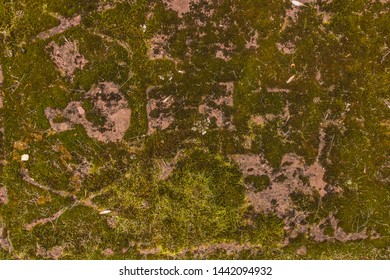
163;0;191;17
45;82;131;143
47;40;88;79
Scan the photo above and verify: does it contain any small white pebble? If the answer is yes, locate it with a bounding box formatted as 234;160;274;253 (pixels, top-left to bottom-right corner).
21;154;29;161
99;210;112;215
291;1;305;7
286;74;296;84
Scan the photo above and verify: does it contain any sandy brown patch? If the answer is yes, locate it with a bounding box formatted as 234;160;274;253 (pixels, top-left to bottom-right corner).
37;15;81;40
249;115;266;126
146;86;174;134
311;213;368;243
296;246;307;256
0;65;3;108
230;108;360;243
47;40;88;79
198;82;234;129
139;247;162;256
229;154;273;176
0;65;3;85
147;34;172;60
25;208;68;231
37;245;64;260
0;222;12;253
0;187;8;205
163;0;191;17
244;154;313;216
276;42;296;54
245;30;259;49
215;43;234;61
102;248;114;257
45;82;131;143
305;162;327;196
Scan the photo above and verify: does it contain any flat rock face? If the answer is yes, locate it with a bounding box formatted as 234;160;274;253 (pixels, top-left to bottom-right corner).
45;82;131;143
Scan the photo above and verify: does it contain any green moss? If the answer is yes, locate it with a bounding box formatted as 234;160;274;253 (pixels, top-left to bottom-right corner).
245;175;271;192
1;0;389;260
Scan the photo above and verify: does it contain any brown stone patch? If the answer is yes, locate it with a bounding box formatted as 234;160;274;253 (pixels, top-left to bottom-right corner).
102;248;114;257
25;208;68;231
199;82;234;129
0;64;3;85
229;154;273;176
0;64;3;108
45;82;131;143
305;162;327;197
215;43;234;61
146;86;174;134
296;246;307;256
37;15;81;40
276;42;296;54
244;153;313;216
147;34;172;60
245;30;259;49
310;214;368;243
47;40;88;79
0;187;8;205
249;115;266;126
0;223;12;253
229;109;364;243
37;245;64;260
163;0;191;17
